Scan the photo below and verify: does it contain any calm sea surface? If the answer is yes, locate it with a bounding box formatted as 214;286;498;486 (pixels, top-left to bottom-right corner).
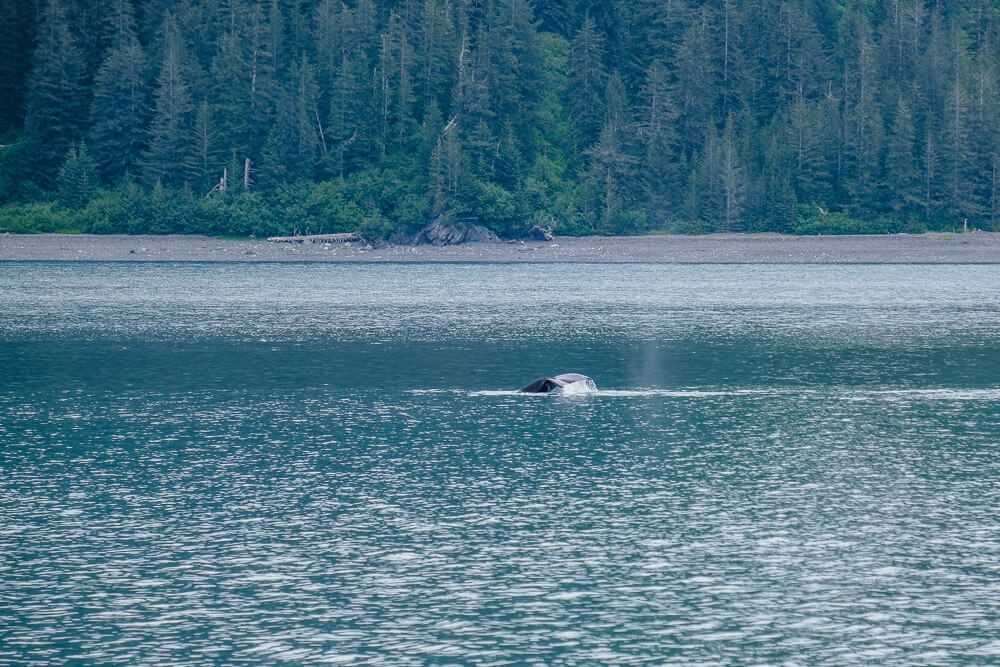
1;262;999;665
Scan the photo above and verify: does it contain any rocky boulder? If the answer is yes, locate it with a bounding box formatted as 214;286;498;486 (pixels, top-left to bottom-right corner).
410;217;501;246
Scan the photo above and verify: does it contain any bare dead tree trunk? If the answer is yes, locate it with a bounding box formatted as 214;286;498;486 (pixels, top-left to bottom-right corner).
315;109;329;157
379;34;389;160
206;167;228;198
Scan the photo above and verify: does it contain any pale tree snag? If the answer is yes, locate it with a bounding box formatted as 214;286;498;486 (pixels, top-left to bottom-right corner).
205;167;228;198
315;109;329;157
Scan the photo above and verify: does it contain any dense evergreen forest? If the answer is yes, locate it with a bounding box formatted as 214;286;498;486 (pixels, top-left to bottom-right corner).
1;0;1000;237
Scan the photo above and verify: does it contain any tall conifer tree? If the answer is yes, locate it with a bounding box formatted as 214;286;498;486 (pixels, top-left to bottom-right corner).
568;17;607;156
143;12;195;185
90;0;149;180
24;0;88;179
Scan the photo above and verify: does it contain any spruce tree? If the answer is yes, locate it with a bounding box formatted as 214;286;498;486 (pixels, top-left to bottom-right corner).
0;0;23;131
430;125;465;215
628;0;688;83
942;70;974;219
718;115;746;230
142;13;195;186
328;50;370;178
760;134;798;232
715;0;748;114
419;99;444;167
496;119;525;188
534;0;573;37
189;99;220;192
886;98;919;215
920;117;941;220
969;44;1000;221
261;56;322;184
210;31;252;162
266;0;285;75
389;14;418;150
672;7;717;158
588;122;627;232
313;0;344;99
568;17;607;156
687;120;720;223
293;55;322;176
246;1;280;158
262;85;298;185
102;0;139;48
788;90;836;203
89;0;149;181
23;0;88;180
840;7;883;213
638;60;680;220
58;142;98;208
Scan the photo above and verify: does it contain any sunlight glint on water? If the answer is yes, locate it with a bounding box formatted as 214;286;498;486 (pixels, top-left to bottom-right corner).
1;262;999;665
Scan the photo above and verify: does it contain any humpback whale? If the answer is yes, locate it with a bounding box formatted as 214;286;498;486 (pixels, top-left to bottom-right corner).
519;373;597;394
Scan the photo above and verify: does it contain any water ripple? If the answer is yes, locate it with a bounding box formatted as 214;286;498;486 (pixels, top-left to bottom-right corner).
1;263;999;664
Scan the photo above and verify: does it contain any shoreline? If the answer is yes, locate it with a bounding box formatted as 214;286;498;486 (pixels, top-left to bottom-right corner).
2;232;1000;263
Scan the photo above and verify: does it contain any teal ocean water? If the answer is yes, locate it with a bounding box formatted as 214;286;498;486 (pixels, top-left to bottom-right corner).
2;262;999;665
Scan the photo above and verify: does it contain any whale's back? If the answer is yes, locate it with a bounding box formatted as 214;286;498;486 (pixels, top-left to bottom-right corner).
519;373;596;393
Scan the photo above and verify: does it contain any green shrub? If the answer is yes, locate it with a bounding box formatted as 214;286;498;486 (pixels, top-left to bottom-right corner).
80;193;129;233
665;217;712;235
0;202;81;233
272;180;368;235
357;210;394;240
468;180;520;237
794;205;910;235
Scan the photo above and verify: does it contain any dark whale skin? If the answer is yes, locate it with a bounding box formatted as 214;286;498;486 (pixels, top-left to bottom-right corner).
519;373;595;393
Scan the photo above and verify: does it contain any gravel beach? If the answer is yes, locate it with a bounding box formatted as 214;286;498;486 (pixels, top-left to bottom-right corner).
2;232;1000;263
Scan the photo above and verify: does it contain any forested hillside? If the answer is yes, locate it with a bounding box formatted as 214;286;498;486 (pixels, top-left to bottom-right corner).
2;0;999;237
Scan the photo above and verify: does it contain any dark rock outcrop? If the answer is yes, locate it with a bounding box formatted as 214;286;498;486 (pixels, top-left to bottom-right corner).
410;217;501;246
